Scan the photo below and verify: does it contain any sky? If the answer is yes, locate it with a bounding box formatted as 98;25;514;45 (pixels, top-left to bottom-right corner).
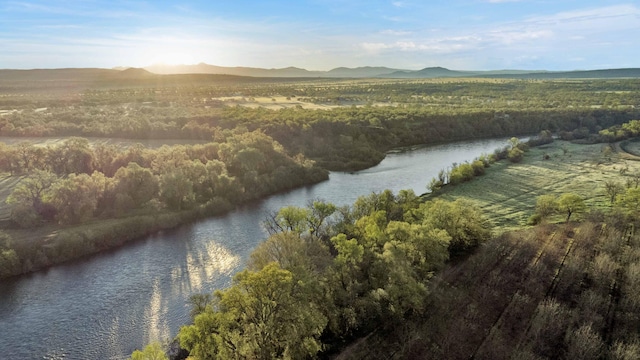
1;0;639;71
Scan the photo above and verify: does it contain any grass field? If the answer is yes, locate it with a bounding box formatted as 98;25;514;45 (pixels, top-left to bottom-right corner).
430;140;640;231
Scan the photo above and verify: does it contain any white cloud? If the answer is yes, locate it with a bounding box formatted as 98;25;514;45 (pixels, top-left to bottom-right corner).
361;35;482;55
487;29;553;45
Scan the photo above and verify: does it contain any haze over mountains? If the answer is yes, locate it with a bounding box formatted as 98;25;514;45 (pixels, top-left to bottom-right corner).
143;63;640;79
2;63;640;83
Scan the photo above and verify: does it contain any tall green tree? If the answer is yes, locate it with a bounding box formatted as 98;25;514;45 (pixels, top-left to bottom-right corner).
535;194;559;220
419;199;492;257
129;342;168;360
180;263;327;360
113;162;159;210
557;193;586;222
48;173;102;224
159;169;195;211
6;170;58;226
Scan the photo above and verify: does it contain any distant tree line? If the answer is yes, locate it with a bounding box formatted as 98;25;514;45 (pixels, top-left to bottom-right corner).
1;78;639;171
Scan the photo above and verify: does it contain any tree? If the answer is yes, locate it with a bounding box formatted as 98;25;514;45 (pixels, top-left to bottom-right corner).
264;206;310;235
159;169;195;211
616;186;640;213
48;173;102;224
129;342;168;360
7;169;57;209
535;194;558;220
419;199;492;257
605;180;625;205
558;193;585;222
179;263;327;360
0;231;19;278
6;170;58;226
113;162;159;209
306;200;337;238
508;146;524;163
249;232;310;271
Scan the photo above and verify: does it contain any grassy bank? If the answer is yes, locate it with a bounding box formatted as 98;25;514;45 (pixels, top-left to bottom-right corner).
425;140;636;231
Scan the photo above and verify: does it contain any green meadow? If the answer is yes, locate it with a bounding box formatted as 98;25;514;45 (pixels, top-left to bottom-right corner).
430;140;638;231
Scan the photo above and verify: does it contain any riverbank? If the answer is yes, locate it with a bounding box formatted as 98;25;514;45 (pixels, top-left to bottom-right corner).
0;169;328;280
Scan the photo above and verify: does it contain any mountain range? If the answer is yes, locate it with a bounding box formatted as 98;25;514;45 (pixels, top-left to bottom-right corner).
143;63;640;79
2;64;640;82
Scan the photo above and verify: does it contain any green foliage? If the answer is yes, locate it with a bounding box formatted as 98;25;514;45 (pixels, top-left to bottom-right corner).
129;342;168;360
508;146;525;163
427;177;444;192
419;199;492;257
598;119;640;142
535;194;558;220
0;232;19;278
249;231;327;273
178;192;491;358
449;162;475;185
6;169;58;225
114;163;159;208
616;186;640;214
159;169;195;211
179;263;327;360
188;293;213;320
558;193;586;222
48;173;102;224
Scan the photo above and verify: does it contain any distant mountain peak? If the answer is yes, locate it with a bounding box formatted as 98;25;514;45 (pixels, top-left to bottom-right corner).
114;67;155;78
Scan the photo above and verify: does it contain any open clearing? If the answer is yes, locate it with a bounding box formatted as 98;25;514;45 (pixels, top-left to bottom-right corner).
432;140;640;231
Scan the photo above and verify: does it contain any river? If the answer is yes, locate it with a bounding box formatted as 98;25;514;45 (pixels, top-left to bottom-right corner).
0;137;515;360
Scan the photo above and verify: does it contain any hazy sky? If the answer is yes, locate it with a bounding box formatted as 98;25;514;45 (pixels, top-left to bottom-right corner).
2;0;639;70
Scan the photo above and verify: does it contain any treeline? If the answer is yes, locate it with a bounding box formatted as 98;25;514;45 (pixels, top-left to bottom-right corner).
0;130;327;278
427;132;553;192
596;119;640;143
2;80;639;170
174;190;492;359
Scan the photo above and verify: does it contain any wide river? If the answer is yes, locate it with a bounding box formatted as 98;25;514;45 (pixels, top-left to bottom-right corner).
0;137;515;360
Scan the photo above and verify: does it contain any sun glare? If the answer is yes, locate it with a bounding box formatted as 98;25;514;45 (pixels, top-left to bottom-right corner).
150;52;196;66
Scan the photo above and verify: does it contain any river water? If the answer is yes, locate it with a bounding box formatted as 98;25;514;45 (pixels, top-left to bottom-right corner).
0;137;514;360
